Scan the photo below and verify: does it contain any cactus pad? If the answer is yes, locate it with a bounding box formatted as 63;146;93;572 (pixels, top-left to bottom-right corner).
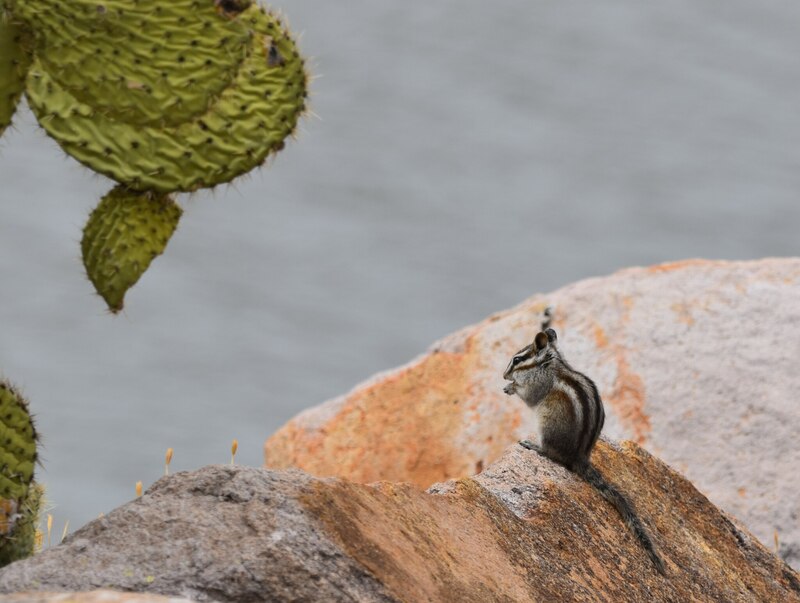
82;186;183;312
0;380;37;503
25;3;308;192
11;0;253;127
0;482;42;567
0;379;39;567
0;3;32;137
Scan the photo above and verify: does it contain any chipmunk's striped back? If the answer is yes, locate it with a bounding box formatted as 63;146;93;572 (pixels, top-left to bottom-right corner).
555;368;605;463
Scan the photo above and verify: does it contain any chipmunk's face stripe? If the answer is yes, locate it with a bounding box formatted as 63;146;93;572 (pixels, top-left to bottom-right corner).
503;344;534;379
515;355;538;370
504;342;559;379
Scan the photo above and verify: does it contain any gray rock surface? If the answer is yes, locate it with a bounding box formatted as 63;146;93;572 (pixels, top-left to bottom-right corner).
0;468;394;603
0;592;195;602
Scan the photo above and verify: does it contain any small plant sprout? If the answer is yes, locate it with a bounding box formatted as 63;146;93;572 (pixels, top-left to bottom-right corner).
136;481;143;497
231;439;238;465
60;520;69;544
46;514;53;548
165;447;174;475
774;530;780;554
34;528;43;553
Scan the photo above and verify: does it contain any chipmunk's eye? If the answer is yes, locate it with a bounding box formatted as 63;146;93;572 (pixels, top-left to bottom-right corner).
512;356;523;365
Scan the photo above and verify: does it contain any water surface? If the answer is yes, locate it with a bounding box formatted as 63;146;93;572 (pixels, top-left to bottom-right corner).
1;0;799;531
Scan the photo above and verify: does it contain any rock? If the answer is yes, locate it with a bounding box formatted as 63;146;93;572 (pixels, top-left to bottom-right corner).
1;455;798;602
264;258;800;569
0;467;394;603
0;592;195;603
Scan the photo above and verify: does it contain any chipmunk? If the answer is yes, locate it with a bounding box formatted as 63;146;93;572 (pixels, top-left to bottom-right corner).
503;328;666;575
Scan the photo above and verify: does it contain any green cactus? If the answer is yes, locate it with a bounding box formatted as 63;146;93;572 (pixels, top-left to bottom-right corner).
11;0;254;127
0;482;42;567
23;2;306;192
0;2;32;136
0;379;40;567
0;0;308;312
82;186;183;313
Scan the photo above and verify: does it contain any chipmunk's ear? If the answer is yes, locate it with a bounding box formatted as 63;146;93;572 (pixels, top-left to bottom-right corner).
545;328;557;343
534;331;549;351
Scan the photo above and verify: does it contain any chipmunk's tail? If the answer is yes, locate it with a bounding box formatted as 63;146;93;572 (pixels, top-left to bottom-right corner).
580;463;667;575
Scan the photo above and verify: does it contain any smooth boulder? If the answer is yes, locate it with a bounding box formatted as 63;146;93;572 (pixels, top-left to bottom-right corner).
265;258;800;569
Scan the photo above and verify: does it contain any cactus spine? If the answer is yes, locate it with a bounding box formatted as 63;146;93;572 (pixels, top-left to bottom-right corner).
0;0;308;312
0;380;40;567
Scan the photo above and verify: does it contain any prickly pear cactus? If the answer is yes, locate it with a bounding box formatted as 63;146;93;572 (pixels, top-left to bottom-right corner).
82;186;183;313
14;0;254;127
20;0;308;192
0;0;308;312
0;2;32;136
0;380;40;567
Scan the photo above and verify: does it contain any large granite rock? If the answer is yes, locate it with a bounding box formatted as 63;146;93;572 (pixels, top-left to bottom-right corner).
0;452;798;602
265;258;800;569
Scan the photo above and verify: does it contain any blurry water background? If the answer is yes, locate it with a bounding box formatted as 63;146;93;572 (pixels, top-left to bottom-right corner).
1;0;799;531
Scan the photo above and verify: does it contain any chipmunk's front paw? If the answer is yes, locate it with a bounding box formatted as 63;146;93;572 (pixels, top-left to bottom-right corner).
519;439;540;452
503;382;516;396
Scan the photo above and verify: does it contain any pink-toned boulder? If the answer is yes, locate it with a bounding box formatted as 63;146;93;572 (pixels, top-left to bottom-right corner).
265;258;800;568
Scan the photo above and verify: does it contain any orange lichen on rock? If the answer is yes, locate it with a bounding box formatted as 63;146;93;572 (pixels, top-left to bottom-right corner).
646;258;712;273
605;354;651;444
266;336;518;486
594;299;652;444
671;301;696;326
593;323;609;348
